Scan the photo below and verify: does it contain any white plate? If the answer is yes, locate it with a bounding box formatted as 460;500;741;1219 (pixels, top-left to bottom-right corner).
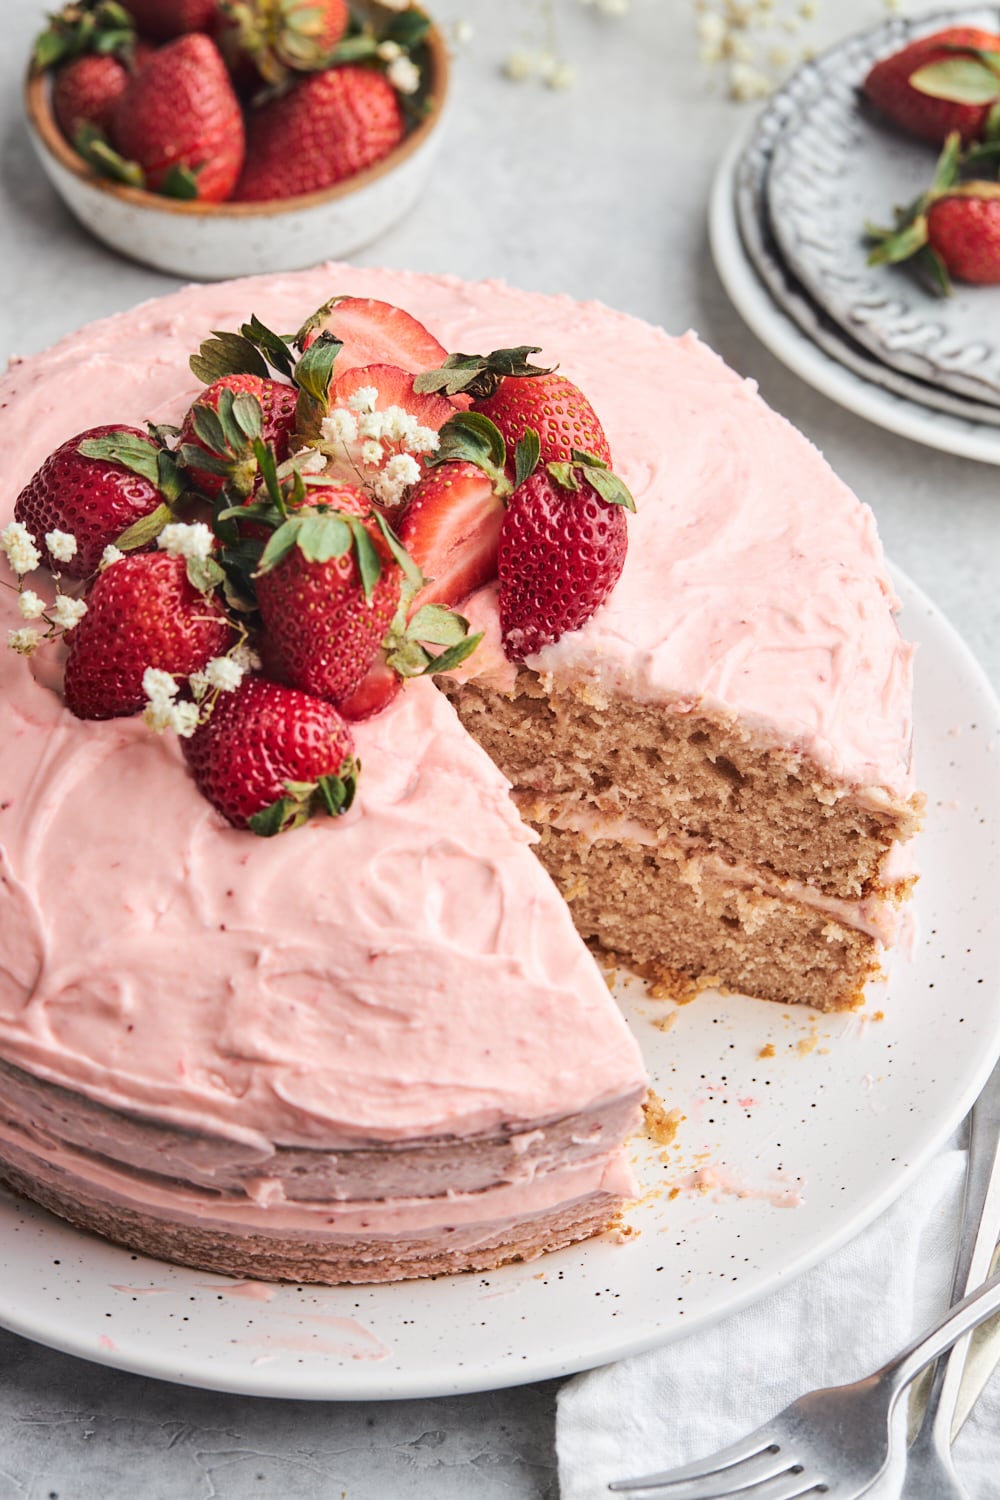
1;568;999;1400
712;125;1000;463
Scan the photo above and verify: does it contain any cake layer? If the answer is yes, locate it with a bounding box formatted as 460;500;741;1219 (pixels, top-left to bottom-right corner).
444;670;918;900
534;825;881;1012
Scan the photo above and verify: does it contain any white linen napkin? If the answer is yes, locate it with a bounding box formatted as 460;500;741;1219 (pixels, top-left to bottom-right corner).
557;1143;1000;1499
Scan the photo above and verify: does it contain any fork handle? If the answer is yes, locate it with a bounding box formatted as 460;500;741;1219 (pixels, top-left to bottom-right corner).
881;1267;1000;1403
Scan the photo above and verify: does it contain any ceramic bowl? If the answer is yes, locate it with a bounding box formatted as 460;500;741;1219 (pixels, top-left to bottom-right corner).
24;28;450;281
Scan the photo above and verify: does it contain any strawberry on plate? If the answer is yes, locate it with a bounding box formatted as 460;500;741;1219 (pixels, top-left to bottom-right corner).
113;33;244;200
868;132;1000;291
14;425;178;578
497;450;635;662
415;349;612;469
252;483;404;704
863;27;1000;146
64;551;233;719
297;297;449;375
233;64;405;201
182;674;357;834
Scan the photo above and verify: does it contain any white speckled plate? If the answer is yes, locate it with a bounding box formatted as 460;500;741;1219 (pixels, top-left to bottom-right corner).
0;568;998;1400
766;7;1000;408
712;121;1000;462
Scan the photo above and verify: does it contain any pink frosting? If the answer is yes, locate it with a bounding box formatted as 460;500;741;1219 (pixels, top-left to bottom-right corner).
0;262;914;1195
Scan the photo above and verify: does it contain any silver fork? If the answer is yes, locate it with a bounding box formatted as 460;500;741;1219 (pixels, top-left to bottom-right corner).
901;1058;1000;1499
608;1268;1000;1498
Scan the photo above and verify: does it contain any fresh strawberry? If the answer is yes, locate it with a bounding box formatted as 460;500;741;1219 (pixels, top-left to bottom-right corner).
178;373;298;497
413;350;612;469
54;52;133;140
398;461;506;611
297;297;448;374
335;650;401;721
863;28;1000;146
253;484;403;703
497;454;635;662
328;364;455;437
181;675;357;834
113;33;244;200
218;0;349;87
868;133;1000;291
63;552;233;720
233;65;405;201
14;425;174;579
125;0;220;41
475;373;611;470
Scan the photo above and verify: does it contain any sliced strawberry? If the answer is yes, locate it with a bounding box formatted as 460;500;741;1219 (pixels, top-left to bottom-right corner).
298;297;448;373
328;363;455;430
336;651;401;721
398;461;505;611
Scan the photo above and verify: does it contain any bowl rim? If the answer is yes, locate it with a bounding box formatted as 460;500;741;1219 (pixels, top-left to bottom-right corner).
24;24;450;219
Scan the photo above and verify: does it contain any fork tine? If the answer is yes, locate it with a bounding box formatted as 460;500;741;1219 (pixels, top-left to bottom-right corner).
608;1463;826;1499
608;1433;785;1493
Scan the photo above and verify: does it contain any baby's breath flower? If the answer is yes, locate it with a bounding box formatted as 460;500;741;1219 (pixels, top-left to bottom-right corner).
505;48;539;81
377;39;402;60
729;60;772;99
170;701;201;738
373;452;421;505
143;700;174;733
231;640;262;673
1;521;41;577
346;386;379;415
44;529;78;563
100;544;125;569
544;58;577;88
204;655;245;693
361;439;385;467
158;522;214;561
8;627;40;656
321;408;359;446
408;425;440;456
293;446;327;475
51;594;87;631
357;410;386;441
188;670;209;701
18;590;46;620
387;54;420;94
379;407;414;445
453;19;473;43
142;666;180;706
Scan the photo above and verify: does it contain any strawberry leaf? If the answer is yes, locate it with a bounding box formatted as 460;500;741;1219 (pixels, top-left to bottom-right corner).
161;163;201;200
296;513;353;565
190;332;270;386
371;512;423;590
241;316;297;381
253;439;284;512
568;448;637;511
295;332;342;406
916;243;953;297
514;429;541;489
931;131;963;193
114;501;174;552
257;517;304;572
317;767;357;817
547;461;581;493
177;443;232;477
349;518;383;603
73;124;145;187
186;555;225;594
413;347;552;399
408;604;471;647
191;402;232;458
910;55;1000;105
248;796;306;837
77;430;161;485
385;11;431;50
867;213;929;265
425;632;483;675
232;392;263;442
430;412;509;486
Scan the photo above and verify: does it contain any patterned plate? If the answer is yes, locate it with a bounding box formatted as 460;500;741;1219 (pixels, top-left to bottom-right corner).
766;6;1000;409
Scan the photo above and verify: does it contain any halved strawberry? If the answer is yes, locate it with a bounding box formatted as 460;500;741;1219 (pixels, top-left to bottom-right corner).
327;363;455;431
298;297;448;374
398;461;506;612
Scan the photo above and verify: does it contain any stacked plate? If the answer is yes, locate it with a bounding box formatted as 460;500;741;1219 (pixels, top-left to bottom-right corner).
709;5;1000;464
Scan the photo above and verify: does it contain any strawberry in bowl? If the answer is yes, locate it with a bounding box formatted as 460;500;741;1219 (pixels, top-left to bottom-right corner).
24;0;451;278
